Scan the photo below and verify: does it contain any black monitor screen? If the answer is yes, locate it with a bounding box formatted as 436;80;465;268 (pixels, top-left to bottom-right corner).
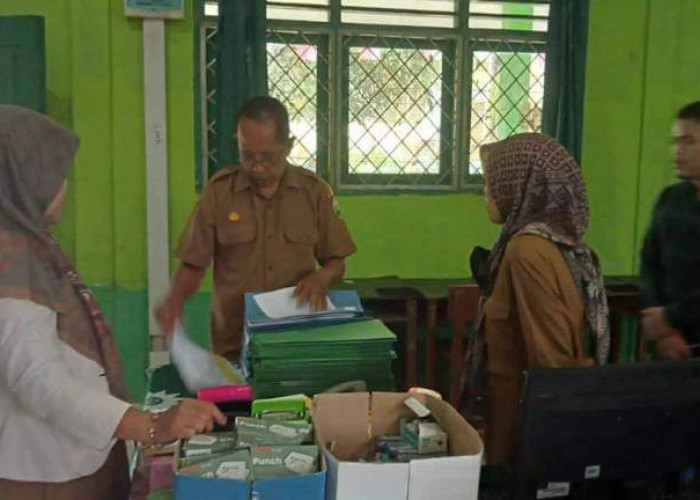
516;359;700;485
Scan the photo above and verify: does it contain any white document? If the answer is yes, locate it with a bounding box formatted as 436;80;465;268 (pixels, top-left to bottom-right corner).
254;286;336;319
170;322;245;392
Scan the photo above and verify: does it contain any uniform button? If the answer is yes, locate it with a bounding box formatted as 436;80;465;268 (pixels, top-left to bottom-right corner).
268;265;273;271
267;234;273;240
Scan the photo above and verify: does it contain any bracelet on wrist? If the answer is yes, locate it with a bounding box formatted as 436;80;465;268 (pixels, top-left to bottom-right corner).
142;411;160;449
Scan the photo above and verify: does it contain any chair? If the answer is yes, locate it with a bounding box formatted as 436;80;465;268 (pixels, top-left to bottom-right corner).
447;284;482;407
606;291;646;362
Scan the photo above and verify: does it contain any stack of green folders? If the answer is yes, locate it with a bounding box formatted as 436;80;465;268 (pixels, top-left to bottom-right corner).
248;318;397;398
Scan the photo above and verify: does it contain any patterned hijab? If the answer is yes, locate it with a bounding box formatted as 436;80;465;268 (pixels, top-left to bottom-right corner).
461;134;609;405
0;105;128;400
482;133;609;363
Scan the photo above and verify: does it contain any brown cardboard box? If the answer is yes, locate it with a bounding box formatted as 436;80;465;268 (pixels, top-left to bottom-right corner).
312;392;483;500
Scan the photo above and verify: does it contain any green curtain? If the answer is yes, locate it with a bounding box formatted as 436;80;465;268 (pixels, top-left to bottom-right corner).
215;0;268;170
542;0;590;164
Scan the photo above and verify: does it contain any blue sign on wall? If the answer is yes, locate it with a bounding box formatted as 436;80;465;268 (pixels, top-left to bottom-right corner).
125;0;184;18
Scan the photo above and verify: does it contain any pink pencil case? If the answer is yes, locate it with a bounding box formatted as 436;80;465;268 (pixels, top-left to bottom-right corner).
197;384;254;402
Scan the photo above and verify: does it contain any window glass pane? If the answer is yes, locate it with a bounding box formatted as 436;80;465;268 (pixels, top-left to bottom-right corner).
342;11;455;28
268;37;322;172
267;5;329;22
342;0;455;27
204;1;218;17
270;0;328;5
343;0;454;12
469;48;546;176
468;1;549;32
347;45;445;176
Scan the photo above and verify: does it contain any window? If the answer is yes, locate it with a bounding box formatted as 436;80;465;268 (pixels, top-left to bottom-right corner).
468;41;546;179
268;32;330;175
199;0;550;191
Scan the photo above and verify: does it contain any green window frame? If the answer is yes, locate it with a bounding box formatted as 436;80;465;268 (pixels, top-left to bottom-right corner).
338;35;457;191
197;0;549;192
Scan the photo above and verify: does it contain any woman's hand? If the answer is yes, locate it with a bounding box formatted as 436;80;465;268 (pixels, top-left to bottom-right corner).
154;399;226;443
115;399;226;445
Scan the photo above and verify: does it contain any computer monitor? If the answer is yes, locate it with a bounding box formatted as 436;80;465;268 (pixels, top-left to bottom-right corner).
515;359;700;498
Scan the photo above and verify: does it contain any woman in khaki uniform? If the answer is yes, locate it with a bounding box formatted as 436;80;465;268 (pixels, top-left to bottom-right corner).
463;133;609;465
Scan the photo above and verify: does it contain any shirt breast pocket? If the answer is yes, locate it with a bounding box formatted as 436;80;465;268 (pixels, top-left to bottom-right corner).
284;225;318;247
215;222;257;274
217;221;257;247
282;196;319;247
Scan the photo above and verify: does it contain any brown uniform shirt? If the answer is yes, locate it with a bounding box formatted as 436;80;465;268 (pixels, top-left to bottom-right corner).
484;234;592;464
176;165;357;360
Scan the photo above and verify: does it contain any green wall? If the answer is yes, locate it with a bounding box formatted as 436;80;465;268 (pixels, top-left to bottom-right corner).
339;194;499;278
582;0;700;274
4;0;699;401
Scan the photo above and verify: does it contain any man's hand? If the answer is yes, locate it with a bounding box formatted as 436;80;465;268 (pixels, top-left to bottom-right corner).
655;332;691;360
642;307;691;360
293;268;333;311
154;264;207;337
641;307;682;341
155;297;184;337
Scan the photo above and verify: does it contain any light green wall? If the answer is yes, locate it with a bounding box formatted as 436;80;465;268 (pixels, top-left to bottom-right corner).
4;0;700;400
338;194;499;278
582;0;700;275
2;0;199;400
342;0;700;280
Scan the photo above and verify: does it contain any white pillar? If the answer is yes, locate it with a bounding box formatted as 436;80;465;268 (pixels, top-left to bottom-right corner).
143;18;171;366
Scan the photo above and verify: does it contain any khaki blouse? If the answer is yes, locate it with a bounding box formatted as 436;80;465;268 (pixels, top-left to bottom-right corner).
484;234;592;464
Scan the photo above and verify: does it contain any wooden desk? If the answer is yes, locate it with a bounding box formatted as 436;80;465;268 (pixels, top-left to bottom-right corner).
340;277;471;390
401;278;474;389
342;275;642;396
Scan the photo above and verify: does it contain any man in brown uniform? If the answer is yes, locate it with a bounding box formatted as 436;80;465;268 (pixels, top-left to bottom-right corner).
157;96;356;360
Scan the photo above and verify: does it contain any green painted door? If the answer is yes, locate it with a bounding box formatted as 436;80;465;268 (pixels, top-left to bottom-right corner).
0;16;46;112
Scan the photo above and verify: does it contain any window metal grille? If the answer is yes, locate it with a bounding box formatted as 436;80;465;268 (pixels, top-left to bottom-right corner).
198;0;549;190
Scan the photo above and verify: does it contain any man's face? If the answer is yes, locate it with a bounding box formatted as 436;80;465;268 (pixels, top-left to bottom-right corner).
237;117;292;187
671;119;700;181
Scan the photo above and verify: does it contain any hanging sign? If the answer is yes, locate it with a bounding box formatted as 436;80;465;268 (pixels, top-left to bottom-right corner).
125;0;184;19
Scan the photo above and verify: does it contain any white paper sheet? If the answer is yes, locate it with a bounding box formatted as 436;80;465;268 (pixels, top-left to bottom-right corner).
170;322;245;392
254;286;336;319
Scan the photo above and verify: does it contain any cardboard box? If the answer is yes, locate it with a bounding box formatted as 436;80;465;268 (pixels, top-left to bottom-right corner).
312;392;483;500
174;445;325;500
